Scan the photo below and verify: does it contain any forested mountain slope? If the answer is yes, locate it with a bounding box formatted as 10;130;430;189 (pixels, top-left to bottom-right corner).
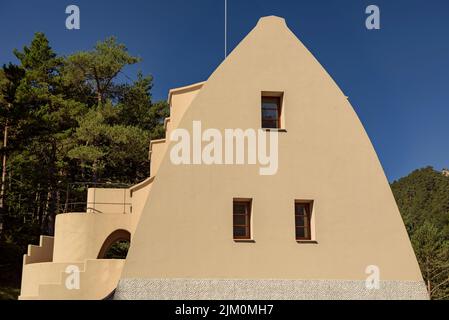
391;167;449;300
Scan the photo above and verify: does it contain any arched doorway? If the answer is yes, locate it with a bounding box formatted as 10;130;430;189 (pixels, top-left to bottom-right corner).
97;229;131;259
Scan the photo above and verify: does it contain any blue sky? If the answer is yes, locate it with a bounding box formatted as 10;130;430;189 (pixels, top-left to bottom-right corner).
0;0;448;181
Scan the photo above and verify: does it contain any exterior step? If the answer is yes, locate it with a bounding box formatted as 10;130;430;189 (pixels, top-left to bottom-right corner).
19;259;124;300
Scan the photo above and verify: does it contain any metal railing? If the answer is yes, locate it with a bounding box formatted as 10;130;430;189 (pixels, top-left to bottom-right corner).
59;182;132;214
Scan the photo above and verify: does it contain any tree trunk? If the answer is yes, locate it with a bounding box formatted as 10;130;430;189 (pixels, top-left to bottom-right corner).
38;191;45;226
93;160;97;183
33;191;40;221
42;190;51;229
0;120;8;233
64;183;69;213
0;120;8;211
426;256;432;298
44;141;58;236
97;91;102;106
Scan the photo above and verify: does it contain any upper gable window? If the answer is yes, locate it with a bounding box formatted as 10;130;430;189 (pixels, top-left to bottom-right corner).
261;93;283;129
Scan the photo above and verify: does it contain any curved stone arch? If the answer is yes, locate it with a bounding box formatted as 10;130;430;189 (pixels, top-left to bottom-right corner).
97;229;131;259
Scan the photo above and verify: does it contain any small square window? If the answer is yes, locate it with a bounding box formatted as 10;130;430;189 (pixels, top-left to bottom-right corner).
262;94;282;129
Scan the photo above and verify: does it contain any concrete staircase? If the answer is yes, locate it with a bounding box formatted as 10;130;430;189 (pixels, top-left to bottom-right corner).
19;259;124;300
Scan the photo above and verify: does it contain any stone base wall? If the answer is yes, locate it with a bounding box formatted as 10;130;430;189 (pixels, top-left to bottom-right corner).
114;279;429;300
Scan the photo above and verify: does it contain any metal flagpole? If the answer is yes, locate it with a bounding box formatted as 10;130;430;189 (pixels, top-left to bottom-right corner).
225;0;227;59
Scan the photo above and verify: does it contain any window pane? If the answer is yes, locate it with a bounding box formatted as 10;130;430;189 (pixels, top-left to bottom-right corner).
295;203;307;215
233;200;251;239
234;226;248;238
262;108;279;120
262;120;279;129
262;97;280;109
233;203;247;214
295;215;305;226
296;227;311;240
262;96;281;129
304;226;309;239
233;214;247;226
296;227;305;239
295;202;312;240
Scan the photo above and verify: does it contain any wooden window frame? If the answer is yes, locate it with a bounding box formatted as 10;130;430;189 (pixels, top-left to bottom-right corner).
294;201;313;241
261;96;282;129
233;199;252;240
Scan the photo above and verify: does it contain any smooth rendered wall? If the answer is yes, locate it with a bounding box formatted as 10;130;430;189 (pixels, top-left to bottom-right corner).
121;17;423;282
53;213;132;262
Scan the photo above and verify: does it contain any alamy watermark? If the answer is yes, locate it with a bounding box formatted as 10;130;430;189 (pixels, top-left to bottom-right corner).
366;5;380;30
365;265;380;290
65;265;80;290
65;5;80;30
169;121;279;176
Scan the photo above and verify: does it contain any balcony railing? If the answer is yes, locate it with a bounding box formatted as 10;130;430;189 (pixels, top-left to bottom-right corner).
59;182;132;214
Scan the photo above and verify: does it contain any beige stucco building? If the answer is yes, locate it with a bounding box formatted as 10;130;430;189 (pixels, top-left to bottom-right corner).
19;16;428;300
